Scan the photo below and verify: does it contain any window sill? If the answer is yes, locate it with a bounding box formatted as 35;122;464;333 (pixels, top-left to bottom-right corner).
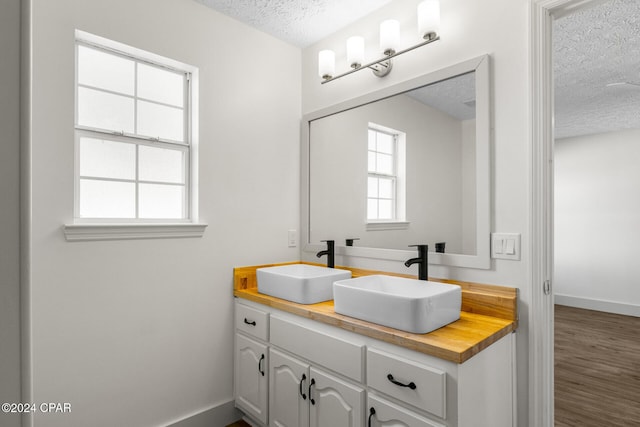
63;223;207;242
366;221;410;231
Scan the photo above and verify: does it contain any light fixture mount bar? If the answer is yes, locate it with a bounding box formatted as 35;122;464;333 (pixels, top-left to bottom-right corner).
321;35;440;84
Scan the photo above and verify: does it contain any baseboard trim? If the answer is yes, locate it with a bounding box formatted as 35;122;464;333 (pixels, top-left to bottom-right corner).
165;399;241;427
554;294;640;317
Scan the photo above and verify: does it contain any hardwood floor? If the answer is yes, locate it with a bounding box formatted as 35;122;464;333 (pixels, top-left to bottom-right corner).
555;304;640;426
225;420;250;427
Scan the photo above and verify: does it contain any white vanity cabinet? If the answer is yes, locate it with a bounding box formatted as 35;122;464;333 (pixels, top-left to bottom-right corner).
234;303;270;425
234;299;515;427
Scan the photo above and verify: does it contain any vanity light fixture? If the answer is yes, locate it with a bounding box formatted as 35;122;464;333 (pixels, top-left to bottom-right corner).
346;36;365;68
318;50;336;80
380;19;400;55
418;0;440;40
318;0;441;84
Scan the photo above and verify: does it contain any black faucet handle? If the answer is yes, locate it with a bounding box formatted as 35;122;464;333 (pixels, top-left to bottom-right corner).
346;238;360;246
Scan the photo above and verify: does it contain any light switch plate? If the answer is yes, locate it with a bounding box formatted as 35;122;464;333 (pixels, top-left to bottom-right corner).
491;233;521;260
287;229;297;247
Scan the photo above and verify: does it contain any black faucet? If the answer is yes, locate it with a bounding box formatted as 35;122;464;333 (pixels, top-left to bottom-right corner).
404;244;429;280
316;240;335;268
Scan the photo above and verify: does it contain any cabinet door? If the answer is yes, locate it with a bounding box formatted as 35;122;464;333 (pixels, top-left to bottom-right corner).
235;333;268;425
309;367;364;427
269;349;310;427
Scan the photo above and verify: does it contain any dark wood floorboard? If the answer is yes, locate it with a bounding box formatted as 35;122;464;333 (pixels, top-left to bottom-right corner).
554;304;640;427
225;421;250;427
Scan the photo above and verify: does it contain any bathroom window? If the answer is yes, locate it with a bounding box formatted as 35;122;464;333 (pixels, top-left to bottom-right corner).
74;35;196;223
367;125;406;224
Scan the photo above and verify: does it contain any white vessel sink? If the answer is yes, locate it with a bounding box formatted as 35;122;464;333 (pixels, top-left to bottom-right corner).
257;264;351;304
333;275;461;334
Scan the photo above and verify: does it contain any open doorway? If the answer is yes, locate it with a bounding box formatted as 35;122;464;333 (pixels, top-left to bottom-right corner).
552;1;640;425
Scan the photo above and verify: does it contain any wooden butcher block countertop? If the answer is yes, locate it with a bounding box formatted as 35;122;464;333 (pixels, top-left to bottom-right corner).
233;262;518;364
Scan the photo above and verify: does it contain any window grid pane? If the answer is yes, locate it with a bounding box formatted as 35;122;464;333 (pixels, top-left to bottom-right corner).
79;137;136;180
139;183;185;219
79;179;136;218
77;45;135;96
137;100;184;142
137;62;184;108
77;87;135;133
138;145;185;184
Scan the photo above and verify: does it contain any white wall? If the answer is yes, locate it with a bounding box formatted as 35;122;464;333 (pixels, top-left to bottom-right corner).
309;93;469;252
301;0;530;424
24;0;301;426
555;129;640;316
0;0;22;426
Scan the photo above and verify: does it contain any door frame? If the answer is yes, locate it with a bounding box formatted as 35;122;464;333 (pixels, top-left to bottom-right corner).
529;1;606;426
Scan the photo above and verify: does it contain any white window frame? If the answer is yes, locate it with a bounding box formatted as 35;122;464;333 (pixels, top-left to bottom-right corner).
64;30;205;241
368;127;397;220
366;124;408;230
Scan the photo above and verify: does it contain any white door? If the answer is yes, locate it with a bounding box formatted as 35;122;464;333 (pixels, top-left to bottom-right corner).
269;348;310;427
235;333;268;424
309;367;365;427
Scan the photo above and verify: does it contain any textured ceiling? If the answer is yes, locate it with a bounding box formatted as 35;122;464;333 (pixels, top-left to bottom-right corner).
407;72;476;121
194;0;394;48
554;0;640;139
195;0;639;139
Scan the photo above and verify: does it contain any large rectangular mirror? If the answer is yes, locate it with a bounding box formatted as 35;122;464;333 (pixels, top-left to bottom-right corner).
301;55;490;269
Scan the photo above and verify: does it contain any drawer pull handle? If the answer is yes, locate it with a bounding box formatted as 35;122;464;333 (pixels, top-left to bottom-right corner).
308;378;316;405
387;374;417;390
368;407;376;427
258;354;265;376
299;374;307;400
243;318;256;326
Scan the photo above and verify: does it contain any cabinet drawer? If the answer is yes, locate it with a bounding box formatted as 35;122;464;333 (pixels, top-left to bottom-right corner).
236;302;269;341
367;393;445;427
270;316;364;382
367;347;446;419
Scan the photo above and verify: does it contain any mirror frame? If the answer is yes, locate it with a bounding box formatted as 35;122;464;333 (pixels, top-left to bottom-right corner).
301;55;491;269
